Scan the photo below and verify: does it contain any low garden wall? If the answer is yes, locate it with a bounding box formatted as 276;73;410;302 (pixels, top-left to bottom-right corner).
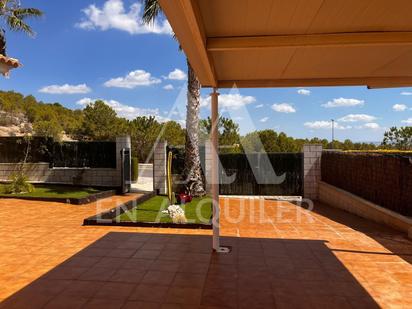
321;152;412;216
0;163;120;187
0;136;131;188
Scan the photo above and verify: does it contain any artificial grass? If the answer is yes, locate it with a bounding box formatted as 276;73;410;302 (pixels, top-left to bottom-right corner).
0;184;101;199
117;195;212;224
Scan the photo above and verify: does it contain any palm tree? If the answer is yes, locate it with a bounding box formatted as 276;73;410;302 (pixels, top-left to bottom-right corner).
142;0;206;197
0;0;43;56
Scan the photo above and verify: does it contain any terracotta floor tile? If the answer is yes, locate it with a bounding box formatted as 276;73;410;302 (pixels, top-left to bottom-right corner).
60;280;104;298
129;284;169;302
165;286;203;305
44;295;89;309
110;268;145;284
79;266;117;281
122;301;162;309
83;298;125;309
0;196;411;309
93;282;136;300
172;273;206;288
141;271;176;286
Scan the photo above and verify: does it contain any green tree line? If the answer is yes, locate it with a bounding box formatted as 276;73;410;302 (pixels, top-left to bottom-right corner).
1;90;411;162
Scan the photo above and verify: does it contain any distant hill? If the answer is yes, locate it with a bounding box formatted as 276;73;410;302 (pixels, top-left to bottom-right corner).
0;90;83;140
0;110;32;137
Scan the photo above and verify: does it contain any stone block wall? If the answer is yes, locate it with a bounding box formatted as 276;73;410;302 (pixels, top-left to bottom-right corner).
303;144;322;200
153;141;167;195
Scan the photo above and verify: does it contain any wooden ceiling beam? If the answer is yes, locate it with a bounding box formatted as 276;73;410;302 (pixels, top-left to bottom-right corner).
217;76;412;89
208;32;412;52
159;0;217;87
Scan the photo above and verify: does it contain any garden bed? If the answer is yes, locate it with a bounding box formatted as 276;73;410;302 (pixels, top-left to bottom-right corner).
84;194;212;229
0;184;116;205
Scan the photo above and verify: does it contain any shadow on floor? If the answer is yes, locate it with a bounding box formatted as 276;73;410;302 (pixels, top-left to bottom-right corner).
0;232;379;309
312;202;412;265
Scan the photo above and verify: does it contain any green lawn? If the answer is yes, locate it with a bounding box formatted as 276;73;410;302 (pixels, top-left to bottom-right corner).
0;184;102;199
117;195;212;224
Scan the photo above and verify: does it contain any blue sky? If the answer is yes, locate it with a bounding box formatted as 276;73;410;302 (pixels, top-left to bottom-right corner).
2;0;412;142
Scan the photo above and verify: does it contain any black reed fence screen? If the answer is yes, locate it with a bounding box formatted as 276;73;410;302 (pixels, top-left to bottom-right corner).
168;147;303;196
168;146;205;175
219;153;303;195
0;137;116;168
322;152;412;216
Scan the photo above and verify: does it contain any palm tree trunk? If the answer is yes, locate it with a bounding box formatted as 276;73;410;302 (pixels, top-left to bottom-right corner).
0;29;6;56
184;59;205;197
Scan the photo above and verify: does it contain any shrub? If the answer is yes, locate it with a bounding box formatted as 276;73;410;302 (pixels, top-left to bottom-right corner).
131;157;139;182
6;172;34;194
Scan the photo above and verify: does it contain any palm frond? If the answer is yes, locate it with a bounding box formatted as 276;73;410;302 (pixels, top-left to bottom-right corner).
142;0;162;24
6;15;34;36
12;8;43;19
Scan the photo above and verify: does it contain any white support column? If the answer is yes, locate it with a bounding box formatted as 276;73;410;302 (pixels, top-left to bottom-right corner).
210;88;220;251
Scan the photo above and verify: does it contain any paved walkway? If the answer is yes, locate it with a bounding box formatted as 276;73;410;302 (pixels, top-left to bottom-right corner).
131;164;153;193
0;196;411;308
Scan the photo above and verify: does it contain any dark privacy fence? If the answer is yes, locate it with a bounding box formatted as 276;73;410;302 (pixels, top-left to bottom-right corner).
168;146;205;175
322;152;412;216
0;137;116;168
168;146;303;196
219;153;303;195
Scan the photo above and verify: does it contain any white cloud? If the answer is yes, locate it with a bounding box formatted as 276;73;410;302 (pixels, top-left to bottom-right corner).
338;114;377;123
392;104;408;112
39;84;91;94
402;118;412;125
201;94;256;110
104;69;161;89
255;104;264;108
297;89;311;96
304;120;351;130
362;123;380;130
322;98;364;108
167;69;187;80
271;103;296;113
76;97;161;120
163;84;174;91
401;91;412;96
76;0;172;35
260;117;269;123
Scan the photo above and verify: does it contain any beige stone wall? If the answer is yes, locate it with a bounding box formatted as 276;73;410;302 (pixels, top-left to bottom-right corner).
153;142;167;195
319;181;412;238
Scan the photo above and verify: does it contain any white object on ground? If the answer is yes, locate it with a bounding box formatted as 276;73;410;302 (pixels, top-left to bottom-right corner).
162;205;187;224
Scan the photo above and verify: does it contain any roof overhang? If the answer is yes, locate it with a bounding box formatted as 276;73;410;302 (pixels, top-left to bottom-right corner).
159;0;412;89
0;54;21;77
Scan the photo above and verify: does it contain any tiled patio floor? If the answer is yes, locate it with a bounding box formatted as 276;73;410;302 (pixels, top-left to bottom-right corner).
0;196;411;308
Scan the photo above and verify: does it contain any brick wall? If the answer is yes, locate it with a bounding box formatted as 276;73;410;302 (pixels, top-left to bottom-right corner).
322;152;412;216
303;144;322;200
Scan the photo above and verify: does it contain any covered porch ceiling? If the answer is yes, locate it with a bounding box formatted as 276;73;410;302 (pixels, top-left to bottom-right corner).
159;0;412;89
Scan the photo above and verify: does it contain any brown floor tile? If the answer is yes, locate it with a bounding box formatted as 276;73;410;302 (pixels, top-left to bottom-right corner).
79;266;117;281
84;298;125;309
172;273;206;288
122;301;162;309
141;271;176;286
129;284;169;302
93;282;136;300
110;268;145;283
44;295;89;309
165;286;203;305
